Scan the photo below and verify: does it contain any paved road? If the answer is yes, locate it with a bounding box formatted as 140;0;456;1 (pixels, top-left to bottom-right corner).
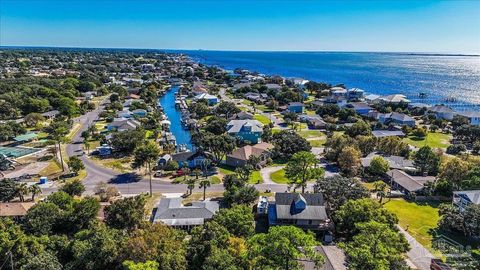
398;226;435;270
45;95;296;196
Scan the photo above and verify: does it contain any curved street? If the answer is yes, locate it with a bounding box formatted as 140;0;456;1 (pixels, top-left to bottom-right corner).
56;97;293;196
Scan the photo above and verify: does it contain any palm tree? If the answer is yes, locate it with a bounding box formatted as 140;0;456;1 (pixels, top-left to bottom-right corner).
29;185;41;201
193;168;202;180
199;179;211;201
186;178;196;195
132;141;161;196
16;183;29;202
83;141;90;154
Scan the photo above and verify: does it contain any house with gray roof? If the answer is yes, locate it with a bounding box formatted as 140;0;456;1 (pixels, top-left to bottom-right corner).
227;119;263;144
429;105;456;120
153;197;219;230
453;190;480;212
378;112;416;127
387;169;435;195
458;111;480;126
268;193;331;231
361;153;415;171
371;130;406;138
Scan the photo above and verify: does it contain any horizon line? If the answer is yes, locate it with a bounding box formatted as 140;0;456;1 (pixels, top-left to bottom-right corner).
1;45;479;57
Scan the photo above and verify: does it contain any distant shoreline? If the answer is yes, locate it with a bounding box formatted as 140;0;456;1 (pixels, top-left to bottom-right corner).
1;46;479;57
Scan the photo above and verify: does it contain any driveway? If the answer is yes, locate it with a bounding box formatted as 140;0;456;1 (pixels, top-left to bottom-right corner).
260;166;284;184
398;226;435;270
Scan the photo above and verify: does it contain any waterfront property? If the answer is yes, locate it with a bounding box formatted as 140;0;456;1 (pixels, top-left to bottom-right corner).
227;119;263;144
171;151;209;169
268;192;331;231
194;93;219;105
153;197;219;230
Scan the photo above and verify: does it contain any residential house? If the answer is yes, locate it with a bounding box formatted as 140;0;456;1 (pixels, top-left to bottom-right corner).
378;112;416;127
361;153;416;172
131;109;148;117
324;95;348;107
226;142;273;167
153;198;219;230
268;193;331;231
107;118;141;132
371;130;406;138
227;120;264;144
376;94;410;104
192;81;208;95
459;111;480;126
96;144;113;156
347;88;365;101
288;102;305;113
123;99;144;108
171;151;209;168
233;82;254;91
429;105;456;120
194;93;219;105
0;202;35;220
230;112;254;120
453;190;480;212
41;110;60;120
265;83;282;91
387;169;435;195
244;92;267;104
267;75;284;85
346;102;373;116
157;154;172;167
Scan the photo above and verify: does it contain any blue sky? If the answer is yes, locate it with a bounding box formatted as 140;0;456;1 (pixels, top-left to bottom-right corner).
1;0;479;53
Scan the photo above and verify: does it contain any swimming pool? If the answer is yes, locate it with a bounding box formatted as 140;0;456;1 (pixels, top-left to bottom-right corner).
0;146;40;158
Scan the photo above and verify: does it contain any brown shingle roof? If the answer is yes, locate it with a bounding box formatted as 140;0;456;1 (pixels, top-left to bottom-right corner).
227;143;273;161
0;202;35;217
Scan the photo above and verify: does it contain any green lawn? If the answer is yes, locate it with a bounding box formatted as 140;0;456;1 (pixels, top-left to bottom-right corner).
297;130;325;139
384;199;440;251
249;170;263;184
270;169;289;184
403;132;451;149
218;165;262;184
309;139;326;147
253;114;271;125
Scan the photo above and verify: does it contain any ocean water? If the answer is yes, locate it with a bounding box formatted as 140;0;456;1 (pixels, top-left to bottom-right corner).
180;51;480;110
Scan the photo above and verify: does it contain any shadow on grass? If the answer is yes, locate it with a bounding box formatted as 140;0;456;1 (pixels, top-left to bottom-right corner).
409;136;426;142
109;173;142;184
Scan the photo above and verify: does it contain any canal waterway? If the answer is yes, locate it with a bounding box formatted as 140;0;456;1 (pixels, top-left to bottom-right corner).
158;86;193;150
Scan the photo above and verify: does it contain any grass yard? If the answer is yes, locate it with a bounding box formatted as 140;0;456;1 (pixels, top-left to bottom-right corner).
92;156;133;173
253;114;271;125
309;139;326;147
218;165;262;184
384;199;440;251
403;132;452;149
270;169;289;184
297;129;325;139
249;170;263;184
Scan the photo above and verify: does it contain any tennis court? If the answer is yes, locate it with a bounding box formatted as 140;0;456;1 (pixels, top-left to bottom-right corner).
0;146;40;158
